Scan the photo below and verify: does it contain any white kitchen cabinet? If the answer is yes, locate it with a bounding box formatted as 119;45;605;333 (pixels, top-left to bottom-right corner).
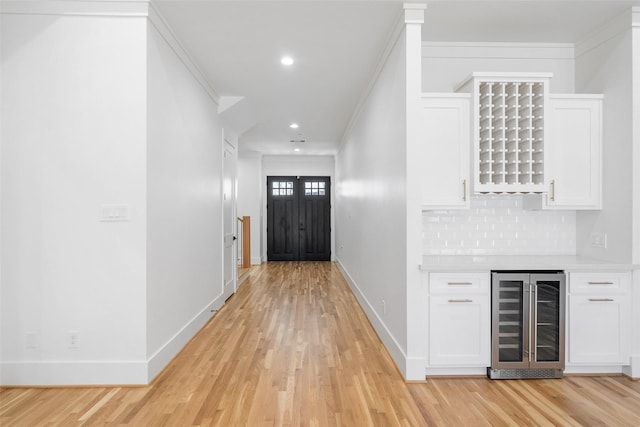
524;95;603;210
420;94;470;210
456;72;552;194
567;272;630;365
427;273;490;366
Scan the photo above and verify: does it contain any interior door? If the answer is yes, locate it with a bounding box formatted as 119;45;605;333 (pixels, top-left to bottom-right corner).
222;140;236;299
267;176;330;261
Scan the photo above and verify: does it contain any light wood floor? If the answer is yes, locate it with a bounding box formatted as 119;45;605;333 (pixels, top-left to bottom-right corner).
2;261;640;426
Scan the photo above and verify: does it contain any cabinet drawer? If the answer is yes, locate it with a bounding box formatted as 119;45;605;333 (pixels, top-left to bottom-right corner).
429;272;489;294
568;272;630;294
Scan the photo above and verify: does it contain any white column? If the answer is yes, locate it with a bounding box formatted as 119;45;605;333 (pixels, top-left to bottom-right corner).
404;2;427;381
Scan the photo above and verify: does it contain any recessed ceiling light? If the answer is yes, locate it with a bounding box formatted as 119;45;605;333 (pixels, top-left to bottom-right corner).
294;148;301;152
289;123;299;129
281;56;294;66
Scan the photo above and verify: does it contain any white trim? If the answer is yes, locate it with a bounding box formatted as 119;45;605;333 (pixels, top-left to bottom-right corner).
335;259;408;378
564;365;625;375
425;367;487;377
341;3;427;149
576;7;638;57
147;3;220;105
0;0;221;106
339;8;405;147
423;42;575;60
623;355;640;379
147;294;225;382
0;0;149;17
0;361;148;387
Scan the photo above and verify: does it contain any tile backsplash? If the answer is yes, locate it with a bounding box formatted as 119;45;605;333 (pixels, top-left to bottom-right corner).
422;195;576;256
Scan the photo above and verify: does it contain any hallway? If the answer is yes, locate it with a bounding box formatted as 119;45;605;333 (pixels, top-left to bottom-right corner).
2;262;640;426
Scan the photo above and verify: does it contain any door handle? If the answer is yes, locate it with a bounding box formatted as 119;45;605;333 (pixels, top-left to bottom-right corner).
232;236;237;241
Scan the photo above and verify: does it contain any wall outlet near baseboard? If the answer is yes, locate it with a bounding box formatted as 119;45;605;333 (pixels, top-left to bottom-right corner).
68;331;80;349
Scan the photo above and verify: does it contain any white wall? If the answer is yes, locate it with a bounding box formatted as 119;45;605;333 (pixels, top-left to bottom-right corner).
574;14;634;264
422;43;575;93
145;19;225;380
262;155;335;261
237;153;263;264
1;12;148;385
335;25;409;372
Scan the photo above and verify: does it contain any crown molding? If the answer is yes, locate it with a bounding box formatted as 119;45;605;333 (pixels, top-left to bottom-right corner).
0;0;221;105
0;0;149;17
340;3;426;147
576;7;638;57
147;2;221;105
423;42;575;60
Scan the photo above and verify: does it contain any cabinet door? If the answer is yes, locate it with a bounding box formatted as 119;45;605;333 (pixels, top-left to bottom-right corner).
568;295;629;364
428;295;490;366
421;94;470;210
544;96;602;209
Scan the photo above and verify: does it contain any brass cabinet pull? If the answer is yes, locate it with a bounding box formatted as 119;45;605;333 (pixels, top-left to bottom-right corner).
463;179;467;201
588;281;614;285
588;298;614;302
447;282;473;286
550;179;555;201
448;299;473;303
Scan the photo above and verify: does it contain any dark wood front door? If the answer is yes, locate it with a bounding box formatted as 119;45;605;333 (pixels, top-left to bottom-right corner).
267;176;331;261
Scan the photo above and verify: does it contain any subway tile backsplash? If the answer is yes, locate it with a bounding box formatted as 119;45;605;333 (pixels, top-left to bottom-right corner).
422;195;576;255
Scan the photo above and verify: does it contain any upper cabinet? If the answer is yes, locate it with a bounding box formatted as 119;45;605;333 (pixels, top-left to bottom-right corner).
457;73;552;194
420;73;603;211
524;95;603;210
420;93;471;210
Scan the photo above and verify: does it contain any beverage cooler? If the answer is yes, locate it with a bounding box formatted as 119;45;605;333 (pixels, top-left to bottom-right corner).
488;271;566;379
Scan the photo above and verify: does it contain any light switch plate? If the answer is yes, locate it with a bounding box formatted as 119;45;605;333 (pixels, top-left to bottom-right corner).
100;204;129;222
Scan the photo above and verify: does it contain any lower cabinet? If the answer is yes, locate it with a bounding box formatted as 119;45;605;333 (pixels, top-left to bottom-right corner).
427;273;490;368
567;272;631;366
424;270;632;375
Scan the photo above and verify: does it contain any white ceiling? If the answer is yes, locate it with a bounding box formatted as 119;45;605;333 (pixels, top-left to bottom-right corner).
153;0;638;155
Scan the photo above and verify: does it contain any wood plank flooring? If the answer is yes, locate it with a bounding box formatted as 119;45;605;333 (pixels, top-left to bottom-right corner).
2;261;640;426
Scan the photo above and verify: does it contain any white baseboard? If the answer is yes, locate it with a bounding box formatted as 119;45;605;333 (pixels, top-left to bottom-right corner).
147;293;226;382
0;294;227;386
565;365;625;375
425;367;488;377
623;356;640;379
251;256;262;265
335;259;408;378
0;361;148;386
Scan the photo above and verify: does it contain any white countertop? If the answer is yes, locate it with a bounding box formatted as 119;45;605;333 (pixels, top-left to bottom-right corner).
420;255;639;272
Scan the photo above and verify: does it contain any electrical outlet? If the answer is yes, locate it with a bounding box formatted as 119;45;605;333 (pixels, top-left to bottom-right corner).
68;331;80;349
590;232;607;248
